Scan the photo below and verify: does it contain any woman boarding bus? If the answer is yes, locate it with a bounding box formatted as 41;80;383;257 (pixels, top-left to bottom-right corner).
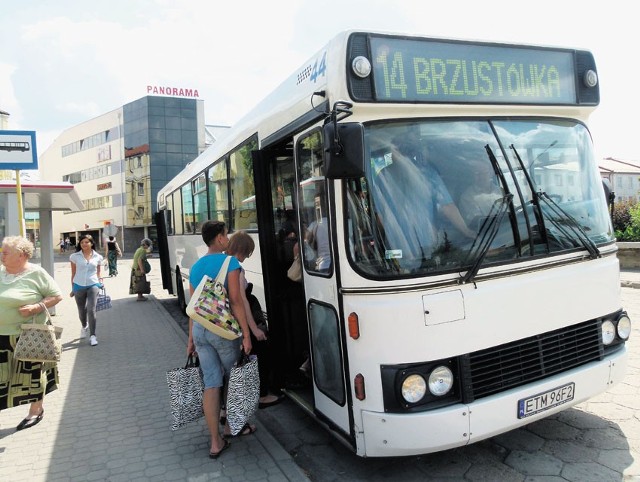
155;30;631;457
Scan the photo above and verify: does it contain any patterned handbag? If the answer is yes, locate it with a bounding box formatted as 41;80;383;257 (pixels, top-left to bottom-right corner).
226;353;260;436
96;286;112;311
14;304;63;363
166;355;204;430
186;256;241;340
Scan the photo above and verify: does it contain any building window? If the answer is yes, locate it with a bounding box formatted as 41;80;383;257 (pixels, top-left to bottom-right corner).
137;182;144;196
555;174;563;187
63;162;114;184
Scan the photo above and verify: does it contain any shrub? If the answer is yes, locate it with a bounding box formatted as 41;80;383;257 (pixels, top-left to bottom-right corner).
612;200;635;232
614;200;640;241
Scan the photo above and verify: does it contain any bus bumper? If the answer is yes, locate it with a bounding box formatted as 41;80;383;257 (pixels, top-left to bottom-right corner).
360;348;627;457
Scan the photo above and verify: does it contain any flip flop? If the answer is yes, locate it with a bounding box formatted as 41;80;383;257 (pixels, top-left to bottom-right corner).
259;394;284;409
224;423;257;438
16;409;44;431
209;439;230;459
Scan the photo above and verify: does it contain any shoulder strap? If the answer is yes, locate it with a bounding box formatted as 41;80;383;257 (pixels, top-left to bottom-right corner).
215;256;232;284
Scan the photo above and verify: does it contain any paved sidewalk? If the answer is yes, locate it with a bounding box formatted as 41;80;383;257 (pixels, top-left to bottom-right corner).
0;256;309;481
620;267;640;289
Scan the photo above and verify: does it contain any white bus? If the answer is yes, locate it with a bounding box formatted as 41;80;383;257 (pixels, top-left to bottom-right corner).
155;30;631;457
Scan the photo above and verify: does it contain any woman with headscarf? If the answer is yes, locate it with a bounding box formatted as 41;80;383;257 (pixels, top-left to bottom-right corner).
129;238;152;301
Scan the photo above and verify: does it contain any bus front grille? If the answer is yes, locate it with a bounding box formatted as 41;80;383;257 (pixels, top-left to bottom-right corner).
466;320;602;400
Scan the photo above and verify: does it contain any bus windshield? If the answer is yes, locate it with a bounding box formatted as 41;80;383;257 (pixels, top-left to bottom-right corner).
346;119;613;278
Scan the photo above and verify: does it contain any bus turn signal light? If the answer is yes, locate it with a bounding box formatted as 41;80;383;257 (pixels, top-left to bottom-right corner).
348;312;360;339
355;374;365;400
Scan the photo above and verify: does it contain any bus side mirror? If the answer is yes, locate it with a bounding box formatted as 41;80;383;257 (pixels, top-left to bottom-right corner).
323;122;365;179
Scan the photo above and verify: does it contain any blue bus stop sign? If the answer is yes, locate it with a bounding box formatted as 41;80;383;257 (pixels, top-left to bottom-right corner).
0;130;38;170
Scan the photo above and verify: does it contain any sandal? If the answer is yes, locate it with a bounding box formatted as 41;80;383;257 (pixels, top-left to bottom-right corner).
224;422;257;438
209;439;231;459
16;409;44;431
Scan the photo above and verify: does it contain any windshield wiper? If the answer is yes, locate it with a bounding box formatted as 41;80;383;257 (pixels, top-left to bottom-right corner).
537;192;600;259
510;144;599;259
509;144;549;249
460;193;513;284
485;144;523;253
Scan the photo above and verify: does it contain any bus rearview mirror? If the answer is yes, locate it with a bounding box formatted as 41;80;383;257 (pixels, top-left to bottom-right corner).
323;122;365;179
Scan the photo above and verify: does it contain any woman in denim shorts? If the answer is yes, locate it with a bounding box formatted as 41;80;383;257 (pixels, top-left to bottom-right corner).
187;221;253;459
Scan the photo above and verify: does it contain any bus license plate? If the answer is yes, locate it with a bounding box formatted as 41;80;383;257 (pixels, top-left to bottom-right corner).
517;382;575;419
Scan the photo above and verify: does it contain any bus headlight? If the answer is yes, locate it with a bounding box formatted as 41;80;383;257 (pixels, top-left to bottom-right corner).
401;374;427;403
601;320;616;345
352;56;372;78
428;365;454;396
617;315;631;340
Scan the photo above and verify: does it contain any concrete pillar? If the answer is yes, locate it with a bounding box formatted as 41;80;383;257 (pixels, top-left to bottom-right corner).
38;210;54;277
37;209;58;315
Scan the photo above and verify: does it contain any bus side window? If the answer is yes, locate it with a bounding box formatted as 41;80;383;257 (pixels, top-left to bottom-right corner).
166;195;174;235
230;139;258;231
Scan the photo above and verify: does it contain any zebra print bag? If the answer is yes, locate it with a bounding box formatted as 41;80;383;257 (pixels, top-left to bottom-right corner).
166;355;204;430
226;353;260;436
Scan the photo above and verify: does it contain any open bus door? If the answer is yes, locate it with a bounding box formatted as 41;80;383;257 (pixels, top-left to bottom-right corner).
295;128;352;440
253;134;351;442
154;210;173;294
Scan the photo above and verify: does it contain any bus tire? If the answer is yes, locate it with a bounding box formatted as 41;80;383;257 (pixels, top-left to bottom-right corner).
176;268;187;315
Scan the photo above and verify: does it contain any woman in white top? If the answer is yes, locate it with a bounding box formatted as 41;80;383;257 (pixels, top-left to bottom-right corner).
69;234;103;346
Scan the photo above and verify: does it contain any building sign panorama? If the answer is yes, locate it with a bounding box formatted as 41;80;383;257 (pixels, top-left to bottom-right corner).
146;85;200;98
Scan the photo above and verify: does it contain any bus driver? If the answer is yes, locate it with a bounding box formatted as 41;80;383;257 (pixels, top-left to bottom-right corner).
371;128;475;271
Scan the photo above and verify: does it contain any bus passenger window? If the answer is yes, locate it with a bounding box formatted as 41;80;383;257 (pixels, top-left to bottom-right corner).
193;174;208;233
173;188;184;235
230;139;258;230
166;195;174;235
182;183;194;233
208;160;230;226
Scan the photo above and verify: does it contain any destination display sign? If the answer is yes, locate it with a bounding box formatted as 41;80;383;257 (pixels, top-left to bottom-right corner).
370;36;577;104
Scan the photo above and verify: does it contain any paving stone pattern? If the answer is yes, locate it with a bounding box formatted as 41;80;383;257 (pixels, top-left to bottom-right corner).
0;256;309;482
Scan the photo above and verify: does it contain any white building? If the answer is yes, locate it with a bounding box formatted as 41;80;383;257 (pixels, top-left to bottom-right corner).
39;95;217;253
599;157;640;203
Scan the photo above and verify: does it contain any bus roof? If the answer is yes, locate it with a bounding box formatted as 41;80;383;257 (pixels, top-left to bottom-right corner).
158;29;597;200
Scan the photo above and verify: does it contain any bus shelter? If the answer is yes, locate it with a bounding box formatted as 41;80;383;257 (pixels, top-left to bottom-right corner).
0;180;83;277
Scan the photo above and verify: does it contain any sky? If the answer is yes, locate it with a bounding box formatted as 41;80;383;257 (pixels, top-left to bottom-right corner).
0;0;637;162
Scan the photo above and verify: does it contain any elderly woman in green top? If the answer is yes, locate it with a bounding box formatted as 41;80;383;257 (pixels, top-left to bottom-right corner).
0;236;63;431
129;238;152;301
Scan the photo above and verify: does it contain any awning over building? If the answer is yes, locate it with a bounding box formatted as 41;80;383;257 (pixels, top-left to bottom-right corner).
0;181;83;211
